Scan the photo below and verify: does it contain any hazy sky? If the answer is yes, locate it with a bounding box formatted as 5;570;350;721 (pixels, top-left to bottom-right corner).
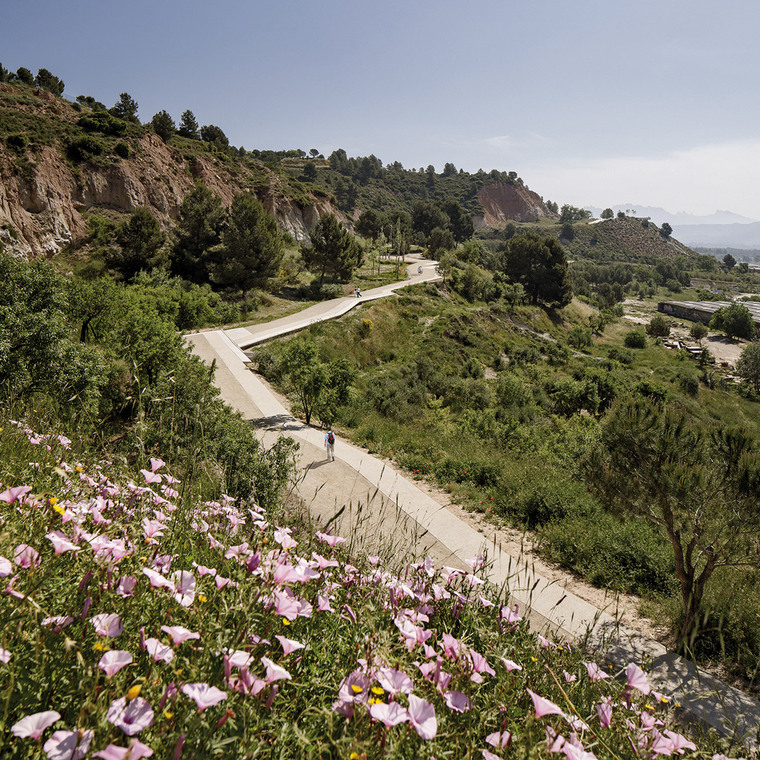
5;0;759;217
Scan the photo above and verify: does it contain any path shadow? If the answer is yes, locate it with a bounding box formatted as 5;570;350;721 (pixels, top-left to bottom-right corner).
305;459;331;470
249;413;294;431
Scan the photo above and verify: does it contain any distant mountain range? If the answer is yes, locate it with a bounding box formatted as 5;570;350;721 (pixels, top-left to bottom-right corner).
585;205;760;250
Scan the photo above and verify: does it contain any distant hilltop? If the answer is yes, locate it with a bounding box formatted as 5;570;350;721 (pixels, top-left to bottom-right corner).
585;205;760;251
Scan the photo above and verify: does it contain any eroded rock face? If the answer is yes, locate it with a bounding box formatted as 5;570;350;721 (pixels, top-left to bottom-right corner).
0;131;337;258
477;182;554;225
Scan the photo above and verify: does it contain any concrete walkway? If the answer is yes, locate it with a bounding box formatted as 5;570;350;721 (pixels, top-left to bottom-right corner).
186;256;760;748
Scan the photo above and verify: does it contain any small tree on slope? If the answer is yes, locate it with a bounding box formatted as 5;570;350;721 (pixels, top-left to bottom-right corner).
585;397;760;648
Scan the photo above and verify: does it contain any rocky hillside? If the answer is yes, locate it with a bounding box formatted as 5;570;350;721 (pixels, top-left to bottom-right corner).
0;83;339;258
476;182;552;226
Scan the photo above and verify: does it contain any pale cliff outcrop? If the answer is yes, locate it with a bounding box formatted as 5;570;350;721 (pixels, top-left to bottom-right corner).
476;182;554;226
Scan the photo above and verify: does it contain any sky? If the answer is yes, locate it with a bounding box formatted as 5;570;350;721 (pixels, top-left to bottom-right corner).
4;0;760;218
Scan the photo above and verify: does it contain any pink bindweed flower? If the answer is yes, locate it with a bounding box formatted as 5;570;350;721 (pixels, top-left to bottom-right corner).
182;682;227;711
377;667;413;695
14;543;41;569
115;576;137;598
625;663;651;695
11;710;61;740
0;485;32;504
500;657;523;671
563;670;577;683
273;527;298;550
443;690;471;713
408;694;437;740
161;625;200;645
43;729;93;760
261;656;292;683
486;730;513;749
597;698;613;729
99;650;133;676
42;616;75;633
90;613;123;638
499;603;522;624
584;662;610;682
145;638;174;663
483;751;501;760
107;696;154;735
0;647;10;663
45;531;80;555
275;635;305;656
139;469;162;485
170;570;196;607
369;701;409;727
149;457;165;472
141;567;174;590
0;555;12;576
528;689;565;718
315;531;346;547
93;738;154;759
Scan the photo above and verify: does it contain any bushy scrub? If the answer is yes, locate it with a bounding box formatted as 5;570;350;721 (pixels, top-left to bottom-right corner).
623;331;647;349
541;510;678;596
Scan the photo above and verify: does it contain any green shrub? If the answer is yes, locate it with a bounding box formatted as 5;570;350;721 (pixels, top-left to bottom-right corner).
505;472;597;529
541;510;678;596
66;135;105;162
113;141;130;158
646;314;671;337
623;331;647;348
607;346;634;364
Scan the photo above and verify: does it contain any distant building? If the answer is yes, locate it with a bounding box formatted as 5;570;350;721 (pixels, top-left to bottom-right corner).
659;300;760;332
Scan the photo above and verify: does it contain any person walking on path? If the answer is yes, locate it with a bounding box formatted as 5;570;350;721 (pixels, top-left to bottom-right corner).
325;428;335;461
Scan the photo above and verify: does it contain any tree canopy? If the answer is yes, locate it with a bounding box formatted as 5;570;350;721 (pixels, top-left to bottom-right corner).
502;232;572;309
106;207;166;281
171;181;226;283
709;303;755;340
211;192;283;295
301;214;363;286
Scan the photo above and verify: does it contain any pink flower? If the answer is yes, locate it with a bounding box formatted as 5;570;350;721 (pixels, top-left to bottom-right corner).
145;638;174;663
483;751;501;760
99;650;133;676
182;682;227;711
140;469;162;485
11;710;61;740
315;531;346;547
261;656;292;683
93;738;154;759
115;576;137;597
625;663;651;695
0;555;13;576
90;613;123;638
470;649;496;678
275;635;305;656
161;625;200;645
273;527;298;550
14;543;41;569
107;696;154;735
170;570;196;607
0;647;10;663
41;616;75;632
563;670;577;683
377;667;413;695
597;699;612;729
369;700;409;727
443;690;471;713
527;689;565;718
273;590;300;621
142;567;174;590
408;694;437;740
149;457;165;472
43;729;93;759
45;531;80;555
486;730;513;749
0;485;32;504
500;657;523;672
584;662;610;682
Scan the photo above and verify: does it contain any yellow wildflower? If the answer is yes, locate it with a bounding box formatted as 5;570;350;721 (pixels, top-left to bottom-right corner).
127;685;142;700
351;684;363;694
371;686;384;695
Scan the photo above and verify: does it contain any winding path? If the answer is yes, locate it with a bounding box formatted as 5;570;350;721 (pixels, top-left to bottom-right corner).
186;254;759;745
